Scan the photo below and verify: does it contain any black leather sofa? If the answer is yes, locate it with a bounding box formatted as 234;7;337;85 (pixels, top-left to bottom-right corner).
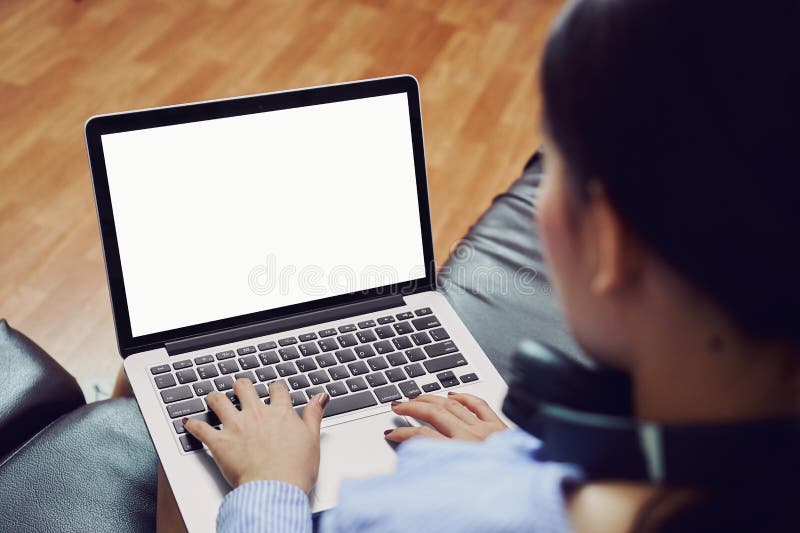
0;151;581;532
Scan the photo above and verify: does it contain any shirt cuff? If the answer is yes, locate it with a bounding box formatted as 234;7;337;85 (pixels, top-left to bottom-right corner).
217;480;313;533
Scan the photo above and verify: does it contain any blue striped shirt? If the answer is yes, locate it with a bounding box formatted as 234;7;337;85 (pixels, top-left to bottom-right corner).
217;428;583;532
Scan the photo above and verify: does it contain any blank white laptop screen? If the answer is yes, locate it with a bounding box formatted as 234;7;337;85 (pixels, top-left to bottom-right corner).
101;93;425;337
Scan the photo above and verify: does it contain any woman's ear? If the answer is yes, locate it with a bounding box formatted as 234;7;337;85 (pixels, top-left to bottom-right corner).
584;182;644;296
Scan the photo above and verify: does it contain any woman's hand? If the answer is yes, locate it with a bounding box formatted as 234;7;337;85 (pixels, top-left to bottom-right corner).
384;391;508;443
184;379;329;493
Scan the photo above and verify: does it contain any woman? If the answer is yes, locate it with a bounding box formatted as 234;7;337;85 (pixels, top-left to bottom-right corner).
183;0;800;530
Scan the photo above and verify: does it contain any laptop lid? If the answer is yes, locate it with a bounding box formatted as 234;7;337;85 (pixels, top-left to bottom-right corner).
85;75;435;357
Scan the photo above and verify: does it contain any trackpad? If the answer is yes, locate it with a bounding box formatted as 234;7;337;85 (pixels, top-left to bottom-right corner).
309;411;410;512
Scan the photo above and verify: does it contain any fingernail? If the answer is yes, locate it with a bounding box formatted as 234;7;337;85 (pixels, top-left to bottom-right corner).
182;417;189;424
318;392;330;407
391;400;402;407
447;391;456;396
383;429;393;436
408;392;420;399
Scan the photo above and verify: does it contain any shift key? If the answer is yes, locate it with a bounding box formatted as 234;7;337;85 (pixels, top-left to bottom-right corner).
423;353;467;374
167;398;205;419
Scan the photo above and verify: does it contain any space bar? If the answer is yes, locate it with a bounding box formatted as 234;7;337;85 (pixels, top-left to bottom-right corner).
323;391;378;418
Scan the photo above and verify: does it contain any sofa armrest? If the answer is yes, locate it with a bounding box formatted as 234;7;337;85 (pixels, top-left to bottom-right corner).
0;319;85;459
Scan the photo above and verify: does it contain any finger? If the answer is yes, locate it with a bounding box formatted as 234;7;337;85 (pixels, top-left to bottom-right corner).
384;425;444;443
411;394;478;425
447;392;503;423
233;378;262;412
267;380;292;409
302;392;329;435
205;390;239;424
390;400;465;437
184;418;220;448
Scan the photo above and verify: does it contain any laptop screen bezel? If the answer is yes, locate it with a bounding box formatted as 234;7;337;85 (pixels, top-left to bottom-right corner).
85;75;435;358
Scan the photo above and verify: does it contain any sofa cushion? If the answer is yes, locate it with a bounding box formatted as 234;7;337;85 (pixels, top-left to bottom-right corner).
439;151;584;380
0;318;86;460
0;398;157;532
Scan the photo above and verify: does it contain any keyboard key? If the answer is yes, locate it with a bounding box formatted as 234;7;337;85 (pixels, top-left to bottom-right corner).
335;349;357;363
218;360;239;374
366;372;388;387
347;361;369;376
412;316;441;330
296;357;318;372
194;355;215;365
259;351;280;365
424;340;458;358
373;340;393;354
337;334;358;347
424;353;467;374
257;341;277;351
405;348;426;362
216;350;235;360
176;368;198;384
422;382;442;393
306;386;325;399
179;434;203;452
256;366;277;382
393;322;414;335
225;391;241;407
414;307;432;316
236;346;256;355
238;355;259;369
356;330;377;344
377;315;395;324
173;359;192;370
290;392;308;406
441;377;459;388
197;364;219;379
396;311;414;320
278;337;298;346
279;346;300;360
161;385;192;403
392;336;413;350
315;353;337;368
167;398;204;418
386;368;406;382
299;342;319;356
374;384;402;403
234;371;256;383
254;383;269;397
173;410;219;434
404;363;425;378
346;376;368;392
387;352;408;367
276;362;298;377
338;324;356;333
411;332;432;345
429;328;450;341
289;375;310;390
328;365;350;381
319;328;337;337
375;326;395;339
298;332;317;342
150;364;170;375
355;344;376;359
325;381;348;397
323;390;377;417
398;380;422;398
308;369;330;385
437;370;459;388
460;373;478;383
193;380;214;396
367;356;389;371
318;338;338;352
357;320;376;329
154;373;176;389
214;376;235;391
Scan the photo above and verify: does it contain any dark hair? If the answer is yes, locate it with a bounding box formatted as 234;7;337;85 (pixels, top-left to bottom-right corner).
541;0;800;346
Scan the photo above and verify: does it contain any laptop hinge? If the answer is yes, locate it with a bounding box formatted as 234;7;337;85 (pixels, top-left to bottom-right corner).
164;294;406;356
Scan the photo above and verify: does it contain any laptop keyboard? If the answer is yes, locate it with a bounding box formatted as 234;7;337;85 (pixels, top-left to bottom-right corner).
149;307;480;453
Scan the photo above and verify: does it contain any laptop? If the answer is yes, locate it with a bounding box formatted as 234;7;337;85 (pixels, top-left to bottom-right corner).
85;75;509;532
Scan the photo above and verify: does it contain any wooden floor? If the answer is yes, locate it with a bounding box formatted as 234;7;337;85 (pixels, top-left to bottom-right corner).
0;0;562;382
